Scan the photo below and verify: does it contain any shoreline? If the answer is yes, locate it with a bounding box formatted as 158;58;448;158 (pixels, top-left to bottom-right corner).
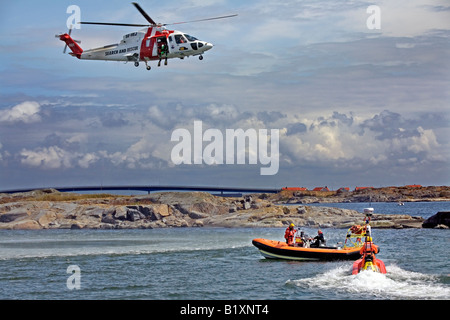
1;188;447;230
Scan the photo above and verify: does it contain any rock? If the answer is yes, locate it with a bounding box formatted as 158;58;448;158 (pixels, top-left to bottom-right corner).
134;204;170;221
12;220;41;230
0;211;28;223
152;204;170;218
114;207;127;220
192;220;204;227
37;211;57;227
297;207;307;214
127;208;144;222
250;202;263;209
188;210;209;220
422;211;450;228
86;207;104;219
101;214;117;225
0;191;435;230
99;223;115;230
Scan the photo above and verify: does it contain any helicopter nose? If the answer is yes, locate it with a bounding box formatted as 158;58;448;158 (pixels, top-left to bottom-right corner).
204;42;213;51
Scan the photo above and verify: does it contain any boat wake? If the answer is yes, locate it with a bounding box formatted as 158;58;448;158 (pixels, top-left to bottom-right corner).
0;229;253;260
287;263;450;300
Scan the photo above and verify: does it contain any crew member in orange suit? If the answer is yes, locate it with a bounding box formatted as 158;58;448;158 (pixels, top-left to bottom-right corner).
284;223;297;246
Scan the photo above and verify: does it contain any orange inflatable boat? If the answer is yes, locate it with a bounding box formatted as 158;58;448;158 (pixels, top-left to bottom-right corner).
252;238;364;261
253;213;379;261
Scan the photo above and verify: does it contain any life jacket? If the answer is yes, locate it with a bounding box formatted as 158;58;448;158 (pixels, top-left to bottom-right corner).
295;236;304;246
284;228;295;245
350;225;363;234
360;241;377;256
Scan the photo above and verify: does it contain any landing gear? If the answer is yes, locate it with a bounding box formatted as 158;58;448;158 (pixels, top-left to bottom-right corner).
199;55;204;60
134;61;139;67
146;65;151;71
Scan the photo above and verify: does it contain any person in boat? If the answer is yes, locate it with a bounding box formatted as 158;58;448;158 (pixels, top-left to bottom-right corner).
354;236;387;274
284;223;297;246
352;236;386;274
295;231;307;247
360;236;379;258
310;229;325;248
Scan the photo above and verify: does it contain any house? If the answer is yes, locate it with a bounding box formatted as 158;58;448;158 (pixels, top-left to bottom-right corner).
337;187;350;192
405;184;422;188
313;186;330;192
354;186;374;191
281;187;308;191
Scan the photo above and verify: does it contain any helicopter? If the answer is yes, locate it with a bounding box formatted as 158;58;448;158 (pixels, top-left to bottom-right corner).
56;2;237;70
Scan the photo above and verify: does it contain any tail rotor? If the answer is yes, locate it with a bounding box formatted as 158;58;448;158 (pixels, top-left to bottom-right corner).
59;25;81;54
55;25;83;59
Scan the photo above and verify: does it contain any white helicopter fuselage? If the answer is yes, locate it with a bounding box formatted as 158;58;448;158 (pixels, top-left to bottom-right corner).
78;27;213;65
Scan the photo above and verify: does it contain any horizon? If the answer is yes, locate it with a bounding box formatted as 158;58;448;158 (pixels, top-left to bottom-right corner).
1;183;447;195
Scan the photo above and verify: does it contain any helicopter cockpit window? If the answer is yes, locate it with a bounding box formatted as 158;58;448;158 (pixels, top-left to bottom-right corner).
175;35;188;44
184;34;198;42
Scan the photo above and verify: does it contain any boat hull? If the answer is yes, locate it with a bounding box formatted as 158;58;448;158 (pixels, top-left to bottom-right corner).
252;238;362;261
352;257;387;274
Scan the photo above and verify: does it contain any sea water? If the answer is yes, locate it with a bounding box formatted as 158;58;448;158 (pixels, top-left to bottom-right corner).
0;202;448;300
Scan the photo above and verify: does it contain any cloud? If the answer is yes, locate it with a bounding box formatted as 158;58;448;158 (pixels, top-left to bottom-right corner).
286;122;307;136
406;126;439;154
78;153;100;169
0;141;11;164
147;103;248;130
19;145;100;170
100;112;129;128
257;111;286;124
0;101;41;124
8;103;446;176
280;110;447;170
20;146;73;169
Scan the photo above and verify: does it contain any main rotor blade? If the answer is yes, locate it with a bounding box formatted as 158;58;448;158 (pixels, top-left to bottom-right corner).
79;22;149;27
132;2;157;26
164;14;238;26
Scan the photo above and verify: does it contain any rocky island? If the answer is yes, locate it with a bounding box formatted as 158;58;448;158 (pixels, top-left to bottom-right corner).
1;186;448;230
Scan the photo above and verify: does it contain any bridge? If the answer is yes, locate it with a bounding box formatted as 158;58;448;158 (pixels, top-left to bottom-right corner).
0;185;281;196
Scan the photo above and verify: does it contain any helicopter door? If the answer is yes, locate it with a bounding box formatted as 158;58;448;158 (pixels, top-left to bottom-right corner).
152;36;169;58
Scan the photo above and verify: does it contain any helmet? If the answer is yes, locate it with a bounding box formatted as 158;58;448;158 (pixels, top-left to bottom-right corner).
289;223;295;228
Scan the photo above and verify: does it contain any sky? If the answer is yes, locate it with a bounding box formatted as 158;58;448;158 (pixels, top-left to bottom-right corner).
0;0;449;191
